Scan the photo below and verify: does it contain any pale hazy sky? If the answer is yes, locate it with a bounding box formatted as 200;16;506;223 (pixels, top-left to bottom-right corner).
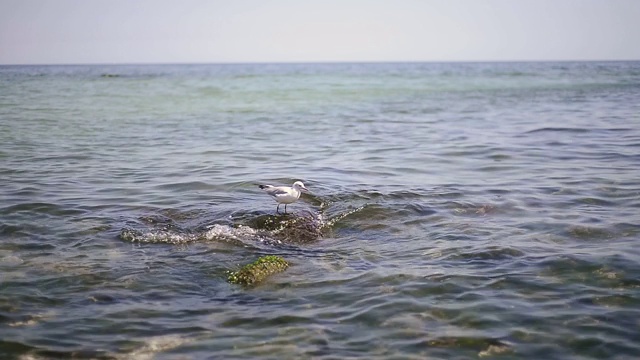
1;0;639;64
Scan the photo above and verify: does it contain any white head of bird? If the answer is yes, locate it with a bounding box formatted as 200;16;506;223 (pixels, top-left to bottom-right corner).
292;181;309;193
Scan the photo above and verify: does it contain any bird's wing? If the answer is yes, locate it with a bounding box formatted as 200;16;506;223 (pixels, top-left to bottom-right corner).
266;187;290;196
259;185;290;196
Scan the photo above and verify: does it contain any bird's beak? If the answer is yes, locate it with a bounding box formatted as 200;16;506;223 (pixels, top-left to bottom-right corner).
301;186;309;193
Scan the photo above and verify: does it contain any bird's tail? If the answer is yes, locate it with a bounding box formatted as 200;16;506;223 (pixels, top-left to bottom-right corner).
258;184;271;190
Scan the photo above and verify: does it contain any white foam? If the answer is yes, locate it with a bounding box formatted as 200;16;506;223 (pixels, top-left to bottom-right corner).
140;231;194;244
119;335;194;360
204;224;256;240
204;224;278;245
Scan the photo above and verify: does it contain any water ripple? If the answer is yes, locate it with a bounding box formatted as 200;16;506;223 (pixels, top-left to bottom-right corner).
2;62;640;359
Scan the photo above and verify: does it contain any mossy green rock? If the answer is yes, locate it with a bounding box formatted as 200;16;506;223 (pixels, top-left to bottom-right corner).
227;255;289;286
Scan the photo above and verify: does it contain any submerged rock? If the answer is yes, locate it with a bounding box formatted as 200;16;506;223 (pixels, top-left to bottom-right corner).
227;255;289;286
244;213;323;244
426;336;512;357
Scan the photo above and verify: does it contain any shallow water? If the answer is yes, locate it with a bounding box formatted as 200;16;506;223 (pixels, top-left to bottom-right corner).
1;62;640;359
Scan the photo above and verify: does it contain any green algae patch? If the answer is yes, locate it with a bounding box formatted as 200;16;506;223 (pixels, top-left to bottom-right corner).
227;255;289;286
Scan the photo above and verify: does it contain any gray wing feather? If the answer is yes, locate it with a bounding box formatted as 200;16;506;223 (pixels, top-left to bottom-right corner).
259;185;289;196
267;188;289;196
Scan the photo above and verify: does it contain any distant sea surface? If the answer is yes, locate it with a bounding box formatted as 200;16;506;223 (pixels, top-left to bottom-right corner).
1;62;639;359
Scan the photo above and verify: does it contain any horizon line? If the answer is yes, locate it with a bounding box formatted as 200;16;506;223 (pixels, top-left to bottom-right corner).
1;58;639;67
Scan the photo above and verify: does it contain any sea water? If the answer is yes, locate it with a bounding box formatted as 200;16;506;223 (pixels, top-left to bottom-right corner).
1;62;640;359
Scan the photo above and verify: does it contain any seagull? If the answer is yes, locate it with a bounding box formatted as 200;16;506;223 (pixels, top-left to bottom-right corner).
258;181;309;214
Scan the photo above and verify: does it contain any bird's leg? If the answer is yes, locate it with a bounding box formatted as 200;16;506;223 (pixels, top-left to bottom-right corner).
276;204;280;213
284;204;288;214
